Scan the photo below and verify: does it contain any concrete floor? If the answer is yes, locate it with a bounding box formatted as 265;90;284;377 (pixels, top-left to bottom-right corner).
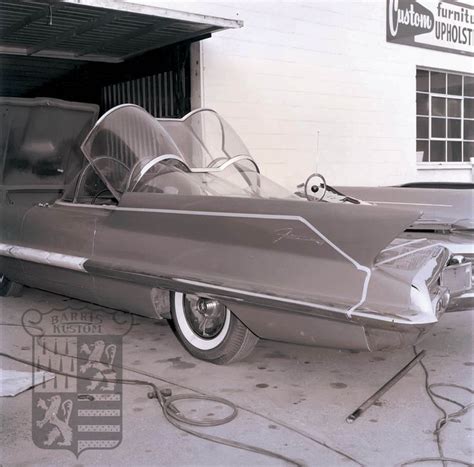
0;287;473;467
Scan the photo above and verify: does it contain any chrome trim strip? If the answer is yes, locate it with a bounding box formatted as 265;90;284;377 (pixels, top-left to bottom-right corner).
381;238;427;253
368;201;452;207
128;154;189;191
189;155;260;174
126;154;260;191
0;232;437;325
442;243;474;255
175;278;437;325
376;243;446;267
460;292;474;298
55;199;372;318
55;201;116;210
0;243;87;272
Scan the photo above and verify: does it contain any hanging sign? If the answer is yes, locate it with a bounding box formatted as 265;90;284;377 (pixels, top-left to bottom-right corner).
386;0;474;56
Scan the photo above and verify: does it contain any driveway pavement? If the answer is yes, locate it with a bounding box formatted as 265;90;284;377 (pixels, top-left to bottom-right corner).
1;287;472;466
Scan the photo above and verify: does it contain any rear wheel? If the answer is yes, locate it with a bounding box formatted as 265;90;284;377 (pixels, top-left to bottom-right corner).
0;274;23;297
171;292;258;364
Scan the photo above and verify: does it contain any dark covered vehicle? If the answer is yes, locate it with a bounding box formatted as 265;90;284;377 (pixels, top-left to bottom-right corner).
1;98;471;364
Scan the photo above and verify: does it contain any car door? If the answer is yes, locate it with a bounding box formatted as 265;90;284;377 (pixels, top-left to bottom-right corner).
19;201;106;303
18;161;117;303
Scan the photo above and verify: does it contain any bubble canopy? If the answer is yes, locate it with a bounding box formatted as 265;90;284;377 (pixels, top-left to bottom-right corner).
157;108;251;168
80;104;295;201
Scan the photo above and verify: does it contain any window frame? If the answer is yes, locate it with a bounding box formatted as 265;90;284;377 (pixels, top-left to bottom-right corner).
416;67;474;165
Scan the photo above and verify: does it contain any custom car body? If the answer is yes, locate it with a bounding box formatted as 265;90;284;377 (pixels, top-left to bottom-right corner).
0;98;471;364
335;185;473;313
297;176;474;313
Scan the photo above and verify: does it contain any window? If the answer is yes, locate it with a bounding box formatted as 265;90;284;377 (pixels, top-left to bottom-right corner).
416;68;474;163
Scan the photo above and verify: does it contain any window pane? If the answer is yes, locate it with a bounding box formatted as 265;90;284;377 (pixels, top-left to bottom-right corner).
416;69;429;92
416;93;429;115
464;142;474;161
430;141;446;161
417;117;429;138
432;97;446;116
464;75;474;97
464;120;474;140
447;99;461;117
431;72;446;94
447;74;462;96
416;140;429;162
417;71;474;164
464;98;474;118
431;118;446;138
447;142;462;161
447;119;461;138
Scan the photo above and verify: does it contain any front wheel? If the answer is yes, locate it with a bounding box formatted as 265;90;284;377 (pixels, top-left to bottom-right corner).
171;292;259;365
0;274;23;297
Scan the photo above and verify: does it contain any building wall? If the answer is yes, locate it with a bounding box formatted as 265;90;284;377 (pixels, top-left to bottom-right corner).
128;1;473;189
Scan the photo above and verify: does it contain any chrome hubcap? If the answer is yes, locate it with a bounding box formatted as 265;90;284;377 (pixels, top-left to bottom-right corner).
183;294;227;339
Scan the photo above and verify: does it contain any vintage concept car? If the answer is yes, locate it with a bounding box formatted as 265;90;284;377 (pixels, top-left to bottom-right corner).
1;98;472;364
297;175;474;313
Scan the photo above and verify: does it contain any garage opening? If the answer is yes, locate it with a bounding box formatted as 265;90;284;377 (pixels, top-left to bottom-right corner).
1;43;192;118
0;0;242;117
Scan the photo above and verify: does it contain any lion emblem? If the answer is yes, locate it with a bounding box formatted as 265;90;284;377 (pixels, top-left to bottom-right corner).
36;395;73;446
79;340;117;391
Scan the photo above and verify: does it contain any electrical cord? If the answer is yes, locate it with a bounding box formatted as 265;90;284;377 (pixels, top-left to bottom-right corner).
34;319;363;466
28;324;473;467
5;312;473;466
0;320;362;466
2;319;363;465
0;350;303;467
400;346;473;467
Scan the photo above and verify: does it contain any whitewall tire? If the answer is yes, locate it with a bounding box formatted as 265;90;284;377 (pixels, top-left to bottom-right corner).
171;292;259;364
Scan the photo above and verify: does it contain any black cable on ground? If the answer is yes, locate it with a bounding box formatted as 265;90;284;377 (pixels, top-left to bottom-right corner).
29;324;363;466
5;316;472;466
402;457;472;467
400;346;473;467
0;320;363;465
0;350;303;467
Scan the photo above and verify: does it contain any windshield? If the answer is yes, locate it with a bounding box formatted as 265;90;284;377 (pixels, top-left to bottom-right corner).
157;109;250;168
133;160;296;200
80;105;296;201
80;104;180;198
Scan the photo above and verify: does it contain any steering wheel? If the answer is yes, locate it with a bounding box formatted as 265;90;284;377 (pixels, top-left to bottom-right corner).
304;173;327;201
92;187;114;204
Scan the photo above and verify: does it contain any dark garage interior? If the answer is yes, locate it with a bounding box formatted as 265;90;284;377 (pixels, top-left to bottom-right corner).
0;0;238;116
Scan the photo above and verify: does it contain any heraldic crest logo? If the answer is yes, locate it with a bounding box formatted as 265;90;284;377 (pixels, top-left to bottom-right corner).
21;302;133;456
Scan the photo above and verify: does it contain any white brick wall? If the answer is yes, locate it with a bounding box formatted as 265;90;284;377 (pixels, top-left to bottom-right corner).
127;0;474;189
